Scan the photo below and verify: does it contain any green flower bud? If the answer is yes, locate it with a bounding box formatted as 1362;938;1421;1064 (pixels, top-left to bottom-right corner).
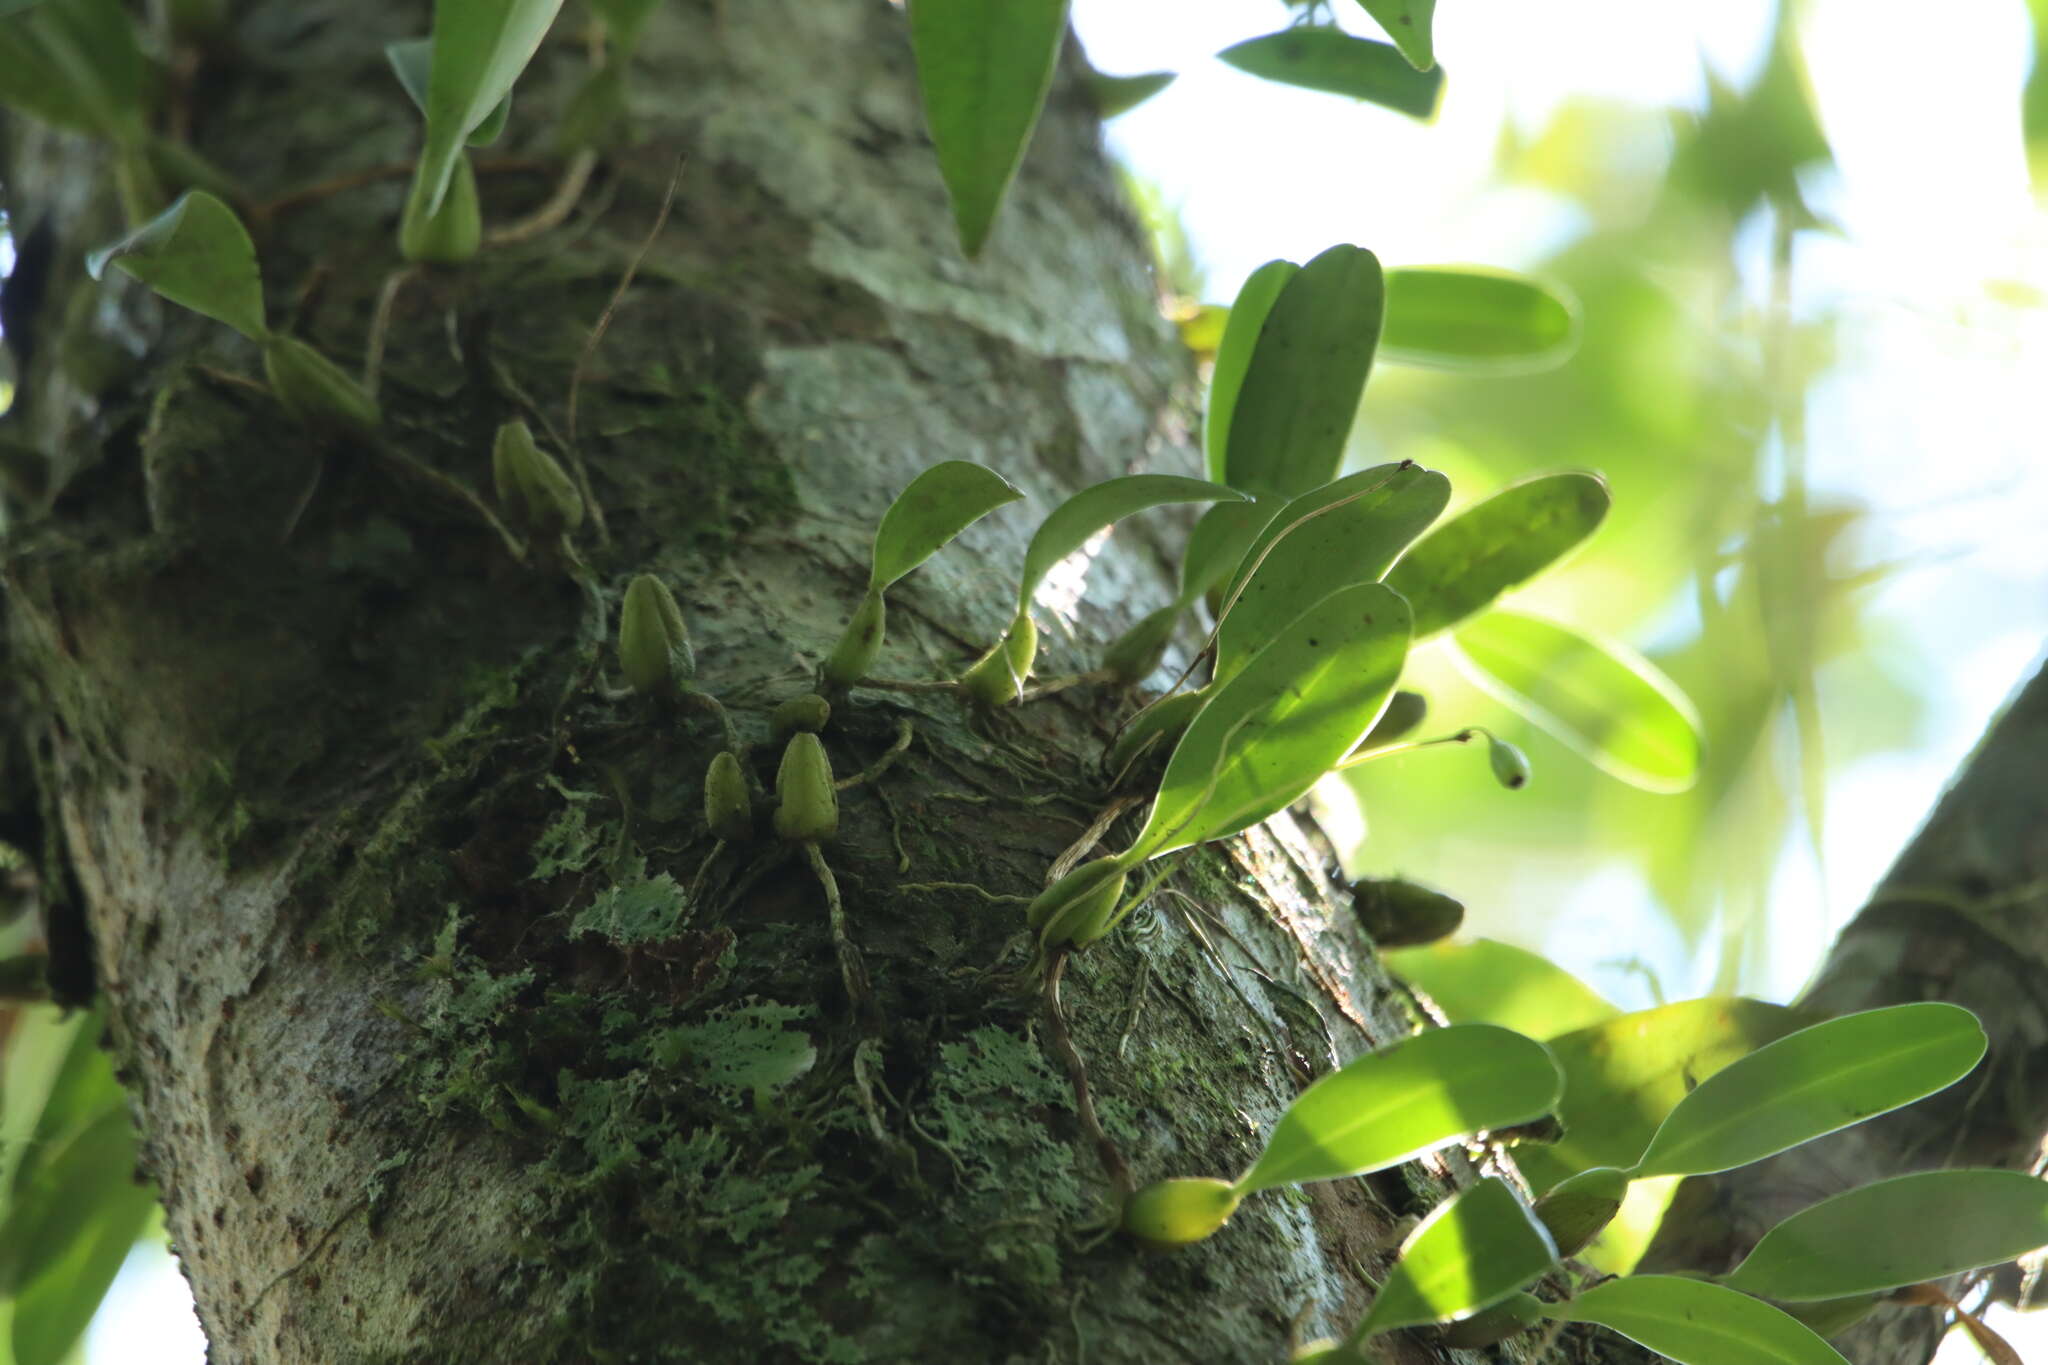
398;152;482;264
1531;1166;1627;1257
1105;689;1206;777
1437;1293;1546;1349
1102;604;1179;685
492;420;584;540
618;573;693;698
772;732;838;843
704;751;751;841
959;611;1039;706
1487;733;1531;790
1361;690;1427;748
262;335;381;434
820;589;886;689
1122;1177;1243;1250
1031;857;1130;950
1350;876;1464;949
771;693;832;742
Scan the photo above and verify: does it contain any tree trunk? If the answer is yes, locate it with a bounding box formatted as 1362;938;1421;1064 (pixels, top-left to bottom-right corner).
1;2;1525;1360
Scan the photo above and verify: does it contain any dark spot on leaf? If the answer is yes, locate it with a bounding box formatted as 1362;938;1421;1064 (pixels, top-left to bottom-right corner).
1307;637;1320;647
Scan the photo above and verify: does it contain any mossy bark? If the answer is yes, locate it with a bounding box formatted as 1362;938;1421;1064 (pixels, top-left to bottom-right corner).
0;3;1660;1363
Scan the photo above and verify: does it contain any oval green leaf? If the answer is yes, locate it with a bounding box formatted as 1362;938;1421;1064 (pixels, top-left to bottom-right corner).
1204;259;1298;481
1089;69;1175;119
1215;462;1449;683
1514;998;1812;1195
1224;243;1385;497
1631;1002;1985;1178
86;190;268;341
1387;473;1609;640
1449;610;1701;793
1352;0;1437;70
1016;474;1247;609
1127;582;1411;860
868;461;1024;591
1238;1024;1562;1193
0;0;145;139
1544;1276;1849;1365
1176;499;1276;609
1380;938;1617;1040
418;0;566;217
908;0;1070;257
1726;1170;2048;1301
1381;267;1579;372
1219;29;1443;120
1352;1179;1557;1340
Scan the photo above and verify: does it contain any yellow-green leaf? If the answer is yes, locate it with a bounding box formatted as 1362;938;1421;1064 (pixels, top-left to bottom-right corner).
1351;0;1437;71
1352;1179;1556;1339
1017;474;1248;611
87;190;268;341
868;460;1023;590
1381;267;1579;372
418;0;566;217
1219;29;1443;120
1381;938;1616;1039
1089;69;1174;119
1204;260;1298;482
1386;473;1609;640
1545;1276;1849;1365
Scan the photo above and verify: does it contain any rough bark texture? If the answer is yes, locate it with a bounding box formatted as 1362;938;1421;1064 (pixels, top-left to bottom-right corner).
1641;658;2048;1361
0;3;1619;1362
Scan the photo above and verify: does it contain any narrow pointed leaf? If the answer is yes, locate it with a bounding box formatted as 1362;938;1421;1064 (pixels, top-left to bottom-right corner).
7;1108;157;1365
1381;938;1616;1040
1544;1276;1849;1365
1216;462;1449;682
908;0;1070;257
1128;582;1410;860
1514;998;1812;1195
1387;473;1610;639
1238;1024;1561;1193
1016;474;1247;609
1089;69;1174;119
1725;1170;2048;1301
1219;30;1443;120
1632;1003;1985;1178
1204;259;1298;481
1353;1179;1557;1339
418;0;567;216
388;37;511;143
1224;244;1385;497
87;191;268;341
1450;610;1700;793
868;461;1023;591
1176;500;1276;609
1381;267;1579;372
1352;0;1437;70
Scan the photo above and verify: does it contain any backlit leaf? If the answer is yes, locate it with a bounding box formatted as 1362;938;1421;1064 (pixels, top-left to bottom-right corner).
1381;938;1616;1039
1631;1002;1985;1178
418;0;567;216
1545;1276;1849;1365
1352;0;1437;70
868;461;1023;590
87;190;268;341
1381;267;1579;372
1204;259;1297;482
1219;29;1442;120
1176;499;1275;609
908;0;1070;257
1224;244;1385;497
1128;582;1410;860
1387;473;1609;639
1237;1024;1561;1193
1353;1179;1556;1339
7;1109;157;1365
1089;69;1174;119
1016;474;1247;609
1450;610;1701;793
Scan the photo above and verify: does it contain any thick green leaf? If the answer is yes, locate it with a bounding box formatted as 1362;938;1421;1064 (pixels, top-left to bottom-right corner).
868;461;1023;591
1089;69;1174;119
388;37;511;144
1724;1170;2048;1301
1545;1276;1849;1365
1631;1003;1985;1178
1204;259;1298;482
418;0;566;216
1176;500;1276;609
1127;582;1410;860
1514;998;1812;1195
1353;1179;1556;1339
1386;473;1609;639
86;190;268;341
1352;0;1437;70
1219;30;1442;120
1381;267;1579;372
1016;474;1247;610
1381;938;1616;1039
0;0;146;138
1215;462;1449;682
1237;1024;1561;1193
1224;244;1385;497
908;0;1070;257
1450;610;1701;793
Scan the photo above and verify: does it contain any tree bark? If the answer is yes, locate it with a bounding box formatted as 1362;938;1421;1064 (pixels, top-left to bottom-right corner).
1;2;1524;1361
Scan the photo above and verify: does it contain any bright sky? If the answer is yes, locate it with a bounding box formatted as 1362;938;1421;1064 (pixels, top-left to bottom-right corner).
85;0;2048;1357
